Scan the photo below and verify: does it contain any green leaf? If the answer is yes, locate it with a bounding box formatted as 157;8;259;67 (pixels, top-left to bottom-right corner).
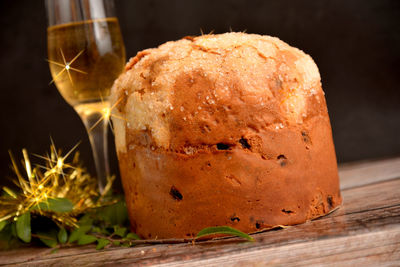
78;214;93;226
40;238;58;248
0;223;14;245
113;241;120;246
113;226;127;237
0;220;7;232
58;227;68;244
96;238;110;250
101;228;112;235
77;234;97;245
97;200;128;226
92;226;111;235
196;226;254;241
36;231;58;248
68;225;91;243
32;198;73;213
16;212;31;243
126;232;141;240
92;227;102;233
11;222;17;237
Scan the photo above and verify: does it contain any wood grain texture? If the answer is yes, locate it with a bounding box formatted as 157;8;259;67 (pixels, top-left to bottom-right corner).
0;158;399;266
339;157;400;190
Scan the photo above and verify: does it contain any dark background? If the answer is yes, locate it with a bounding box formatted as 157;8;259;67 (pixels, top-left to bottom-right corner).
1;0;399;183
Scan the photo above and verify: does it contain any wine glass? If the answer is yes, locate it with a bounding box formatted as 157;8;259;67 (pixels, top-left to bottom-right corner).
45;0;126;192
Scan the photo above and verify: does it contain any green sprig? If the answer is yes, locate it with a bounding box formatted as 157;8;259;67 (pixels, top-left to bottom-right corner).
0;196;255;251
196;226;254;241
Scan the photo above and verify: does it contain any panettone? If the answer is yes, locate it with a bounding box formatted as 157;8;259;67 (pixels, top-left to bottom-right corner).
110;32;342;239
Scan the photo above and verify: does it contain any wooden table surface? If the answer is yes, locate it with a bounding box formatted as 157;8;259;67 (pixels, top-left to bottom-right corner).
1;158;399;266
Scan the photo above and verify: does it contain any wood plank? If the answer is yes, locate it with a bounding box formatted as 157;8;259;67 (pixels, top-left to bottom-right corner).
339;157;400;190
153;226;400;267
1;176;399;266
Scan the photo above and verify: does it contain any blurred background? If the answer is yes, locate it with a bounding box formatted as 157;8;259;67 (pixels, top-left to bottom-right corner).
0;0;399;183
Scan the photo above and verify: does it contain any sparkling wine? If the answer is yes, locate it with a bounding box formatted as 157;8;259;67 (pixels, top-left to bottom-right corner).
47;17;125;106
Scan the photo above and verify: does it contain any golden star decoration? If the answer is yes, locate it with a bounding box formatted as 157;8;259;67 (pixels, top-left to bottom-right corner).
47;48;87;85
88;95;127;133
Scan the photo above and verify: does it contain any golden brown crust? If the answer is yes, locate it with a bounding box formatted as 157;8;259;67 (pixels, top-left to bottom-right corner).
111;32;342;239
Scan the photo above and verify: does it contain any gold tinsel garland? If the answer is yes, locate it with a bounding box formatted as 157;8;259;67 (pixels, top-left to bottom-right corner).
0;141;114;227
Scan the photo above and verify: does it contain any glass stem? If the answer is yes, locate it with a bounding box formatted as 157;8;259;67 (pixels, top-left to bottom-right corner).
78;110;110;193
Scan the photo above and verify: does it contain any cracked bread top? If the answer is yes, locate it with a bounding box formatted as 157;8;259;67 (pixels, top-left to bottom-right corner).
110;32;326;153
